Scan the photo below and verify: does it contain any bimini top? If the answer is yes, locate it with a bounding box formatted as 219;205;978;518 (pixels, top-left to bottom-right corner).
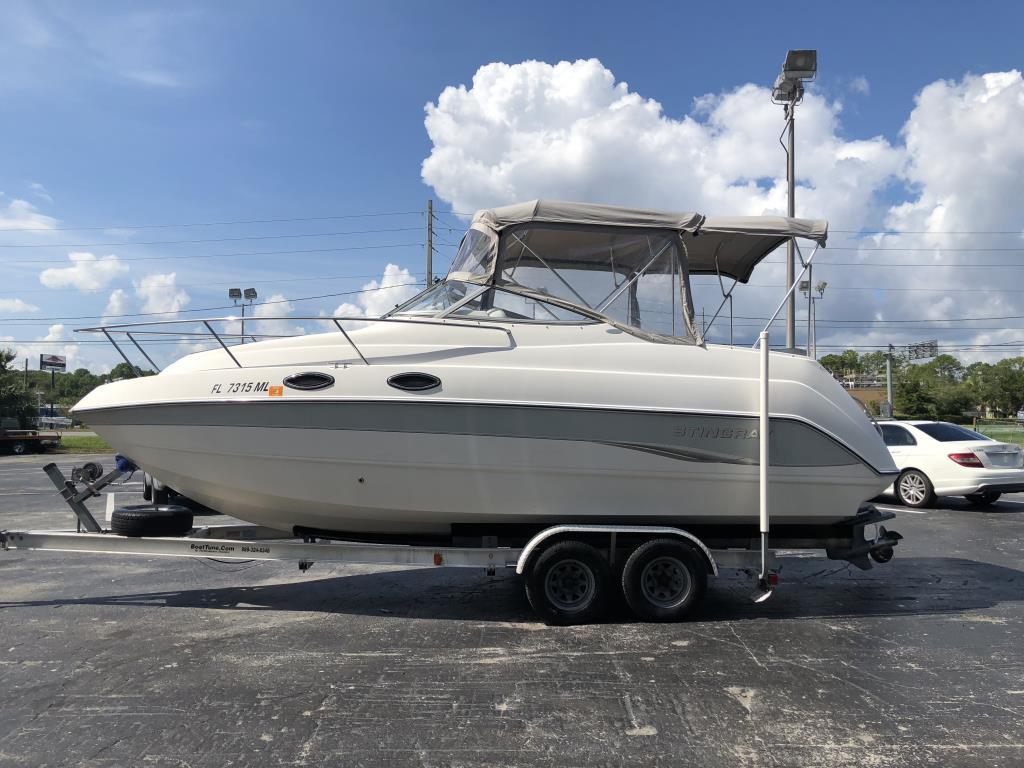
467;199;827;284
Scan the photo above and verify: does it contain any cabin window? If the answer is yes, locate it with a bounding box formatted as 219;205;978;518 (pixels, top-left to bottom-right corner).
447;228;494;279
496;224;688;338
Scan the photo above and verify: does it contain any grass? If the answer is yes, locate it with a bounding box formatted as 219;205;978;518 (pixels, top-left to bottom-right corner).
976;426;1024;447
55;435;112;454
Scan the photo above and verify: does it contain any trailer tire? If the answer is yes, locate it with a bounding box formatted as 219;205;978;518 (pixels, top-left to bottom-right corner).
525;540;611;625
621;539;707;622
10;441;28;456
110;504;193;537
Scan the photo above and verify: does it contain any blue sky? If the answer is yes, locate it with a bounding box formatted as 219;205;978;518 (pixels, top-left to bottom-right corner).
3;0;1024;369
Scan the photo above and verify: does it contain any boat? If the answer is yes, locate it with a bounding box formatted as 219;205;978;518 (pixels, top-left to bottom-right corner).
71;200;899;542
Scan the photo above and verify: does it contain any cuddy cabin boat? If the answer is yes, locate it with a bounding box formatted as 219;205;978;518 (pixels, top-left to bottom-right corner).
72;200;898;542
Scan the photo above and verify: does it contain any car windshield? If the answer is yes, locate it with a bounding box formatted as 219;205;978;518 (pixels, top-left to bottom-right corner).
913;422;992;442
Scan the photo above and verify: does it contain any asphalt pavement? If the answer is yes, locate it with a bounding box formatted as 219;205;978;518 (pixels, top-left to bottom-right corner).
1;453;1023;767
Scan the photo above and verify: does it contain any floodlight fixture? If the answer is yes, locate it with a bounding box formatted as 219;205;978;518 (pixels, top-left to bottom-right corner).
243;288;258;301
772;74;799;102
228;288;242;300
799;280;811;294
815;280;828;298
783;50;817;81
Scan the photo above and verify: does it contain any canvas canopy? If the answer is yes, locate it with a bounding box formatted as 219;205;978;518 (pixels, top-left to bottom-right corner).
468;200;827;284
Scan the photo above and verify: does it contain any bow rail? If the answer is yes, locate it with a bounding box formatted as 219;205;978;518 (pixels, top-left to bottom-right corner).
75;315;516;376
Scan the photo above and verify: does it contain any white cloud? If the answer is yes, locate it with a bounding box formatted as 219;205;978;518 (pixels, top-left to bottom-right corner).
27;181;52;203
333;264;420;319
124;68;181;88
247;293;305;338
43;323;65;342
850;76;870;96
0;196;58;231
39;252;129;291
422;60;1024;362
103;288;131;320
422;60;902;239
0;298;39;313
135;272;190;314
11;324;83;374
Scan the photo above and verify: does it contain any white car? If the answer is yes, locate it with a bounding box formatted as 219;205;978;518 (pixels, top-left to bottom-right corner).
879;420;1024;508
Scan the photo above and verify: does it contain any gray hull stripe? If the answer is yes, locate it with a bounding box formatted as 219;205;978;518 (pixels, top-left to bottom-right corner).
81;400;866;470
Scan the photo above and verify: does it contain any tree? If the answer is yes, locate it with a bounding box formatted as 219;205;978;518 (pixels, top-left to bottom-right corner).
923;354;964;384
0;348;37;428
104;362;155;381
895;377;938;419
819;349;861;377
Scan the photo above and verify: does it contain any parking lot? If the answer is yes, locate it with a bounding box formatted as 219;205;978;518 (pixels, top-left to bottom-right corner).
2;453;1023;767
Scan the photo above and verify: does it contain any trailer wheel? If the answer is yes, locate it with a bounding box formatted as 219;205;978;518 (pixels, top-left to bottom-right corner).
525;540;611;625
621;539;707;622
10;441;28;456
110;504;193;537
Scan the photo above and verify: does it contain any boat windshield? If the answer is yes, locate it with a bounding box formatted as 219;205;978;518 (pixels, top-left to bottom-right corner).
395;222;695;340
392;280;595;323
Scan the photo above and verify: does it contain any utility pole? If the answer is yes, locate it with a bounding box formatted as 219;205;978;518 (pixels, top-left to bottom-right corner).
426;199;433;286
24;358;28;390
885;344;895;417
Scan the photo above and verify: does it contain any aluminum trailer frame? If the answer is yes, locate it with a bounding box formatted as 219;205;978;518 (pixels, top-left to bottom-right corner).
0;461;902;623
0;461;903;577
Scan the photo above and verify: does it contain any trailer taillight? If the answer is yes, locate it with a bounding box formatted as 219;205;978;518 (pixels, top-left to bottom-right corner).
948;452;984;468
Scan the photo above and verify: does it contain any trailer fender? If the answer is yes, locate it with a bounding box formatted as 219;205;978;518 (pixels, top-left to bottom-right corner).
515;524;717;577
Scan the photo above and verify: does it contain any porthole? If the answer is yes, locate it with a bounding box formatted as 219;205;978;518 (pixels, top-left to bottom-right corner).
387;372;441;392
283;372;335;391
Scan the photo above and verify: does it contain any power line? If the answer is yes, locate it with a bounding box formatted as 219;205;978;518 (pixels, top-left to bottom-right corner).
0;282;423;323
3;242;425;266
832;229;1024;235
0;271;426;295
0;210;424;233
824;246;1024;252
701;283;1024;293
0;226;423;250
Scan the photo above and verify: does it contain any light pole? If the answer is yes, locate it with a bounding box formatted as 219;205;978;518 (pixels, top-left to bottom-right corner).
771;49;817;353
228;287;257;342
800;278;826;358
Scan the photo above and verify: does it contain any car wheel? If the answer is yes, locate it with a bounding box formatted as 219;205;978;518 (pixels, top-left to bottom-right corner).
10;441;28;456
895;469;935;508
965;491;1001;507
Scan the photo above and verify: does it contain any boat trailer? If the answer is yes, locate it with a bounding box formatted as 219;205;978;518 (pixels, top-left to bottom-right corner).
0;459;902;624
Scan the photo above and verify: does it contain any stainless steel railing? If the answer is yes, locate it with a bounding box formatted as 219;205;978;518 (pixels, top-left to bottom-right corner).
76;315;516;375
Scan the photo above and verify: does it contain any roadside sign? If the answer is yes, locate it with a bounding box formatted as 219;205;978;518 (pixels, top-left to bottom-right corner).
39;354;66;372
907;340;938;360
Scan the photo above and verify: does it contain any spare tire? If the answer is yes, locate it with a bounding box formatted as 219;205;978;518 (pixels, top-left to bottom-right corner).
111;504;193;537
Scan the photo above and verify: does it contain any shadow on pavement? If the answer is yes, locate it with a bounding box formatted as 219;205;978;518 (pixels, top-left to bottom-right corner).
2;556;1022;624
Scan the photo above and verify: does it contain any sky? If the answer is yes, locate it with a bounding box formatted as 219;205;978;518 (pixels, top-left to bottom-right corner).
2;0;1024;372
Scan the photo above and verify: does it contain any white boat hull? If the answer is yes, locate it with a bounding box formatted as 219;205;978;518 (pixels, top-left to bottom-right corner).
92;420;890;535
74;322;899;536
